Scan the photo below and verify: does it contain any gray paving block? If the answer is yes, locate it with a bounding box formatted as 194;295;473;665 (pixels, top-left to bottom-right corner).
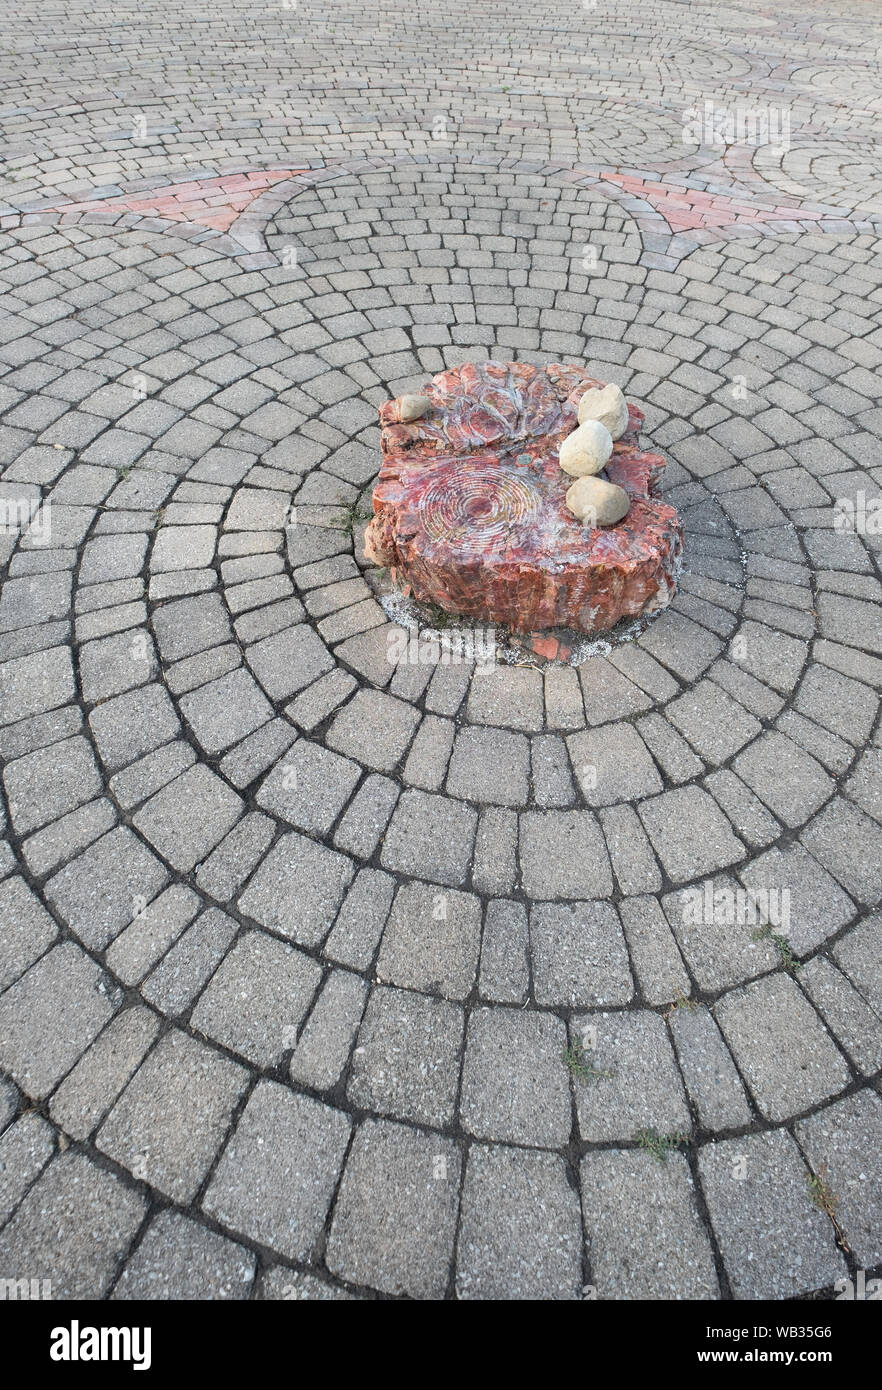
0;942;114;1100
112;1210;256;1300
203;1081;351;1263
347;985;463;1128
795;1089;882;1270
0;876;58;991
290;969;368;1091
133;764;243;872
479;898;529;1005
238;830;354;948
668;1003;753;1132
49;1006;160;1141
0;1152;146;1299
581;1150;719;1300
570;1009;690;1143
698;1130;846;1299
97;1030;249;1203
519;810;613;899
457;1144;582;1300
191;930;322;1067
460;1006;571;1149
326;1118;461;1299
380;788;477;888
376;880;482;1001
714;974;851;1122
530;901;633;1007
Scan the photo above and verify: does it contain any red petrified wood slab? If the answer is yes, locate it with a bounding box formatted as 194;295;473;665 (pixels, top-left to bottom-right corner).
364;362;683;635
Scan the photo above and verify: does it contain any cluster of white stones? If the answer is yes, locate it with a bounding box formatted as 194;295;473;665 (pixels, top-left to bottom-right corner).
561;384;631;527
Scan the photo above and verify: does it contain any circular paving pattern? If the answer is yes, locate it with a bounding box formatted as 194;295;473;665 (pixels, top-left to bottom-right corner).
0;1;881;1304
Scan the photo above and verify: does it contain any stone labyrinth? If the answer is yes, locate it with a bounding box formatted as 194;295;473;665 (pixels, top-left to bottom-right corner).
0;0;881;1302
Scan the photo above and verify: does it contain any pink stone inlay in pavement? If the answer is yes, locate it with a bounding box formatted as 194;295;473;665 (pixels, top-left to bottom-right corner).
43;169;306;234
601;173;827;232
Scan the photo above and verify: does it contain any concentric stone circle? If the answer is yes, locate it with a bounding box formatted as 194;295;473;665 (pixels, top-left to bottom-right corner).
1;3;882;1304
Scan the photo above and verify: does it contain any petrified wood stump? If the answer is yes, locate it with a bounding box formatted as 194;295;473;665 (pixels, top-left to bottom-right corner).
364;362;683;635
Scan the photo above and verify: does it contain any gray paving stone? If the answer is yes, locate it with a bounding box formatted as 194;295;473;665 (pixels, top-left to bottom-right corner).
479;898;529;1005
3;735;101;836
739;843;855;955
446;725;530;806
543;665;584;729
734;731;833;829
795;1089;882;1270
203;1081;351;1264
332;773;400;859
702;768;783;848
151;523;216;573
0;942;114;1100
179;667;273;754
140;907;237;1017
798;957;882;1077
286;667;357;731
256;739;360;835
152;592;231;662
618;894;690;1005
323;867;396;972
802;798;882;906
669;1004;753;1132
194;812;276;901
238;830;354;948
88;683;180;770
112;1210;256;1301
0;876;58;990
0;645;74;725
98;1030;249;1203
49;1006;160;1142
0;1152;146;1300
457;1144;582;1301
662;875;779;991
639;787;745;884
376;880;482;1001
833;912;882;1014
290;969;368;1091
104;884;201;986
326;1118;461;1299
0;1112;56;1225
570;1009;690;1143
519;810;613;900
530;733;576;807
698;1130;846;1300
380;788;477;888
79;628;157;702
246;622;335;701
714;974;851;1122
599;803;662;895
567;723;662;805
467;665;544;731
347;984;464;1128
402;713;454;790
326;687;419;772
667;679;761;764
472;805;518;895
460;1006;571;1149
191;929;321;1067
133;764;243;872
530;901;633;1008
581;1150;719;1301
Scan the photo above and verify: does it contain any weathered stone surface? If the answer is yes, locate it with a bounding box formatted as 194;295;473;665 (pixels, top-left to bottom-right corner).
365;362;682;634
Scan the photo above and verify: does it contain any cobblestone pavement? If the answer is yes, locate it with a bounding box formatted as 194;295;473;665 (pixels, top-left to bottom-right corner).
0;0;881;1301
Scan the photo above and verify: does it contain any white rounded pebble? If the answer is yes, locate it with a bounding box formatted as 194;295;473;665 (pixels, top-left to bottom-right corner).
399;394;430;422
577;383;629;440
558;419;613;477
565;474;630;527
